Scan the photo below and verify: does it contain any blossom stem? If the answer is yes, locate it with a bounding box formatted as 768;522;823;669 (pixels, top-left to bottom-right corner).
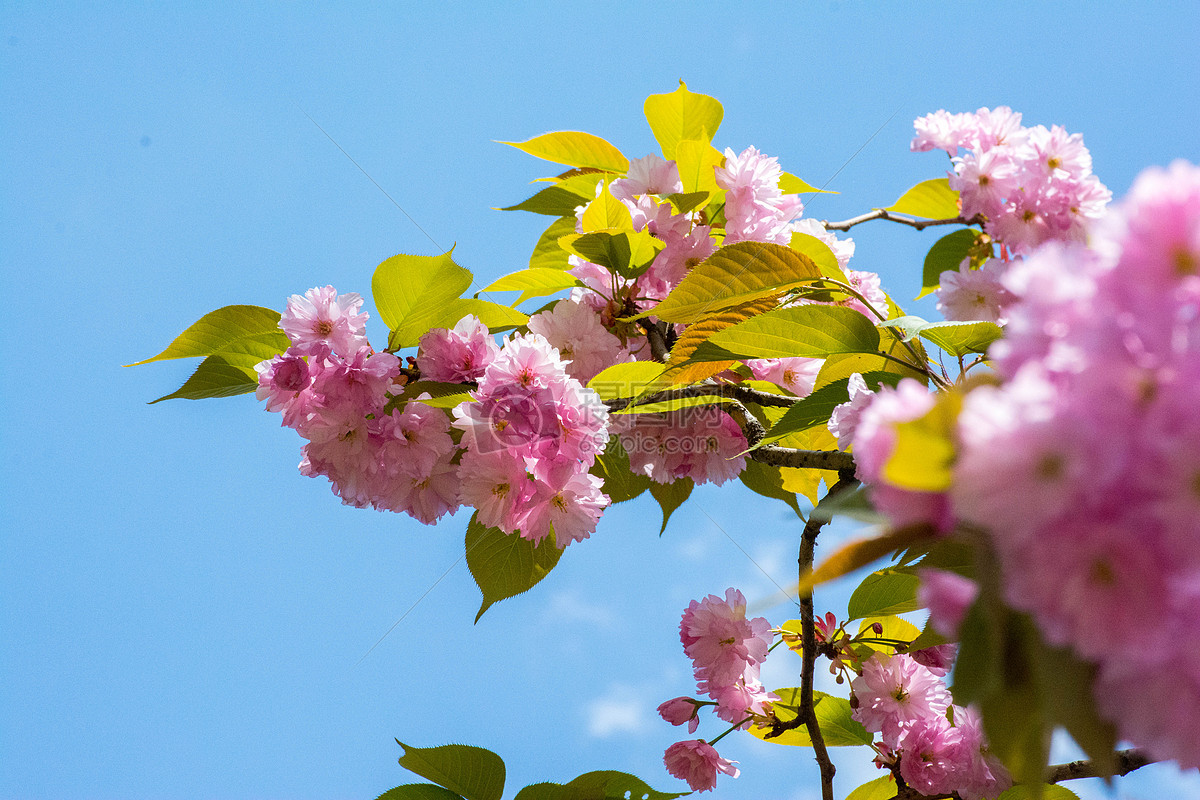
708;717;754;746
1046;749;1153;783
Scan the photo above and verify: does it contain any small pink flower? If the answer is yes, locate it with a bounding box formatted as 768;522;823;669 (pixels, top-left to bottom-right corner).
679;588;772;688
662;740;739;793
657;697;701;733
851;652;951;748
279;286;370;357
416;314;499;383
917;569;979;639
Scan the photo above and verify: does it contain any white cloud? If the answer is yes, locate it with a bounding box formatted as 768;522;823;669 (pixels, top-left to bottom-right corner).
542;589;616;629
585;684;651;738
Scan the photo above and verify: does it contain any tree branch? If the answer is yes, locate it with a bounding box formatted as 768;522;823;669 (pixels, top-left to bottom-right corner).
797;472;857;800
750;444;855;472
639;320;671;362
1046;749;1154;784
604;382;797;413
820;210;983;233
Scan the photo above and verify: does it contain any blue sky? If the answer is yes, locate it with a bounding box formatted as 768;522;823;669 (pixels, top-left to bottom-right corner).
3;3;1199;799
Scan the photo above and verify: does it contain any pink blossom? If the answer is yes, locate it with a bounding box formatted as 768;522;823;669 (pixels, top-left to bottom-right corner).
255;350;312;412
527;299;631;384
935;258;1016;324
841;269;887;319
416;314;499;383
679;588;772;689
657;697;701;734
828;373;875;451
279;286;370;357
909;643;958;677
610;153;682;202
850;653;951;748
745;357;822;397
516;470;609;547
662;740;739;793
897;713;964;797
715;146;804;245
951;706;1012;800
917;569;978;639
619;407;747;486
456;449;533;533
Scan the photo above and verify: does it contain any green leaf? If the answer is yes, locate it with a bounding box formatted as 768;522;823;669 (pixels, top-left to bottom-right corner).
856;615;922;652
847;569;921;620
148;352;263;403
882;178;960;219
499;172;602;216
648;479;692;535
373;250;474;348
666;191;709;215
515;771;687;800
748;689;872;747
918;320;1003;358
588;362;666;402
788;231;846;282
558;229;663;279
128;304;288;366
499;131;629;173
375;784;466;800
466;514;563;622
738;460;802;519
674;139;725;194
590;440;652;504
529;217;579;271
481;270;584;306
613;395;727;415
755;371;902;447
632;241;825;323
997;785;1080;800
580;181;633;232
644;81;723;160
918;228;980;299
694;305;882;361
779;172;835;195
395;742;505;800
397;298;528;346
844;776;899;800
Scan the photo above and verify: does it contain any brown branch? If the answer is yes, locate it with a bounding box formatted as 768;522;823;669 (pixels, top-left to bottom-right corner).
797;472;857;800
639;320;671;362
603;382;797;413
752;444;855;472
820;210;984;233
1046;749;1154;784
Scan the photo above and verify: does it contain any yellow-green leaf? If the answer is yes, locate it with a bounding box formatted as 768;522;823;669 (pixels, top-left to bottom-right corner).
675;139;725;194
588;362;665;402
499;131;629;173
856;615;922;652
788;231;846;282
698;305;882;361
845;776;900;800
632;241;824;323
580;181;633;232
481;269;584;306
373;250;474;348
748;689;871;747
779;172;836;195
882;177;960;219
643;82;723;160
528;216;578;271
128;305;288;366
882;392;962;492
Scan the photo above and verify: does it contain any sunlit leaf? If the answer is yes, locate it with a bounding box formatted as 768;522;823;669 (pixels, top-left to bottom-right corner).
558;229;663;278
644;81;723;159
579;181;633;232
499;131;629;173
128;304;288;366
588;362;666;402
674;139;725;194
373;250;474;348
882;177;960;219
997;784;1080;800
788;232;846;283
856;615;922;653
529;216;578;271
748;688;871;747
630;241;824;323
918;320;1003;358
883;392;962;492
779;172;835;195
844;775;899;800
481;269;585;306
395;742;505;800
498;172;602;216
692;305;881;361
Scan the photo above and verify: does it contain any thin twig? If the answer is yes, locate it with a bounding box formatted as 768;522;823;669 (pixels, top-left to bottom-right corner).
1046;749;1154;784
640;320;671;362
604;382;799;413
797;472;857;800
820;210;984;233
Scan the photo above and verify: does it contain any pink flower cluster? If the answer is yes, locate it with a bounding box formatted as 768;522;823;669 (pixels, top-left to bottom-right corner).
613;406;748;486
851;653;1011;799
714;146;804;245
256;287;460;522
952;161;1200;767
659;588;774;792
452;331;611;546
259;291;613;547
913;107;1111;254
